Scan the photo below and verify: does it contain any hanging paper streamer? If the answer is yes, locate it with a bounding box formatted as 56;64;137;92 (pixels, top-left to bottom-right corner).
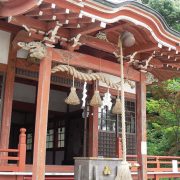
101;89;112;111
81;81;87;109
65;76;80;105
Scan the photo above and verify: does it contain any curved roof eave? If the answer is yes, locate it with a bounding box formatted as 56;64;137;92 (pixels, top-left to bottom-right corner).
93;0;180;38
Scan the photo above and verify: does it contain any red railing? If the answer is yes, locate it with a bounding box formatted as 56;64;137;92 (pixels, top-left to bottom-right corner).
0;128;26;172
127;155;180;172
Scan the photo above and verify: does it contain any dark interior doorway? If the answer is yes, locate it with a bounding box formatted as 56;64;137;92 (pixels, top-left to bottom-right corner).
9;78;85;165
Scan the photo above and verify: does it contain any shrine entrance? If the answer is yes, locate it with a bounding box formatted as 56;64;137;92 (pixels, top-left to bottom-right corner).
9;77;85;165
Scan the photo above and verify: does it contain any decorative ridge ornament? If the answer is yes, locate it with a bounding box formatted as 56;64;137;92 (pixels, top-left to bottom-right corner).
18;41;47;60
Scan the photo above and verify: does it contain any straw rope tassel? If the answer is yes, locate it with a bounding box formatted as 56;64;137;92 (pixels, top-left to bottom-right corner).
115;39;132;180
90;81;102;107
112;90;122;115
65;76;80;105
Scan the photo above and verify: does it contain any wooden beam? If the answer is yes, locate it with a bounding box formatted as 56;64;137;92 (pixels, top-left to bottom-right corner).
0;20;21;34
52;49;141;82
136;72;147;180
32;49;52;180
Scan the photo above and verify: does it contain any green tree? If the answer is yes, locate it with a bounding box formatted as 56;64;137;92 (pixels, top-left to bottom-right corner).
142;0;180;32
147;79;180;155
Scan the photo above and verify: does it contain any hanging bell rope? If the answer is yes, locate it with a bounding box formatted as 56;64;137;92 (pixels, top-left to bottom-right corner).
115;37;132;180
90;80;102;107
51;64;134;90
65;76;80;105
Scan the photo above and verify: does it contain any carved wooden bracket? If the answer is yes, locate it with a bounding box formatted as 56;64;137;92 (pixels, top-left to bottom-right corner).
18;41;47;60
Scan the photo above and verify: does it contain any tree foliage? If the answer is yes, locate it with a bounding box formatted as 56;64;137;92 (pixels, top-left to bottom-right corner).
142;0;180;32
147;79;180;155
141;0;180;156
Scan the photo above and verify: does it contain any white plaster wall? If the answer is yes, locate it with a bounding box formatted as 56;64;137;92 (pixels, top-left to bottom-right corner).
13;84;68;112
49;90;67;112
13;82;36;103
99;73;136;94
17;49;28;58
0;30;11;64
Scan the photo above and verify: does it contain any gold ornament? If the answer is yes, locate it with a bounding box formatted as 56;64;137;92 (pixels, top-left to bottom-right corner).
103;165;111;176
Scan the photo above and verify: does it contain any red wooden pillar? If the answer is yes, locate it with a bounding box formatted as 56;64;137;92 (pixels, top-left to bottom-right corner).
88;84;99;157
32;49;52;180
136;72;147;180
116;137;122;158
0;46;17;159
18;128;26;171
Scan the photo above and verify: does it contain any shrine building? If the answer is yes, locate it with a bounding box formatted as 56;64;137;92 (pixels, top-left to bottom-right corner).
0;0;179;179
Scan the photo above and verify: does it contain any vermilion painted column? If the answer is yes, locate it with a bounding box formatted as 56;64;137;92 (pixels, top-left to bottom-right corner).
89;106;98;157
0;46;17;163
136;72;147;180
32;49;52;180
88;84;99;157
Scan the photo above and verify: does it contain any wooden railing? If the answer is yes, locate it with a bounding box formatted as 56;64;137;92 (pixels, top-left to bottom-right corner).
127;155;180;172
0;132;179;179
0;128;26;172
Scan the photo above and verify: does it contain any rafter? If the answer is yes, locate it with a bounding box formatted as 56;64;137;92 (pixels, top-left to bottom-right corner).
8;15;47;32
44;0;81;14
26;8;70;17
124;43;158;55
158;59;180;64
8;15;70;39
103;22;126;32
70;22;106;37
79;35;117;54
